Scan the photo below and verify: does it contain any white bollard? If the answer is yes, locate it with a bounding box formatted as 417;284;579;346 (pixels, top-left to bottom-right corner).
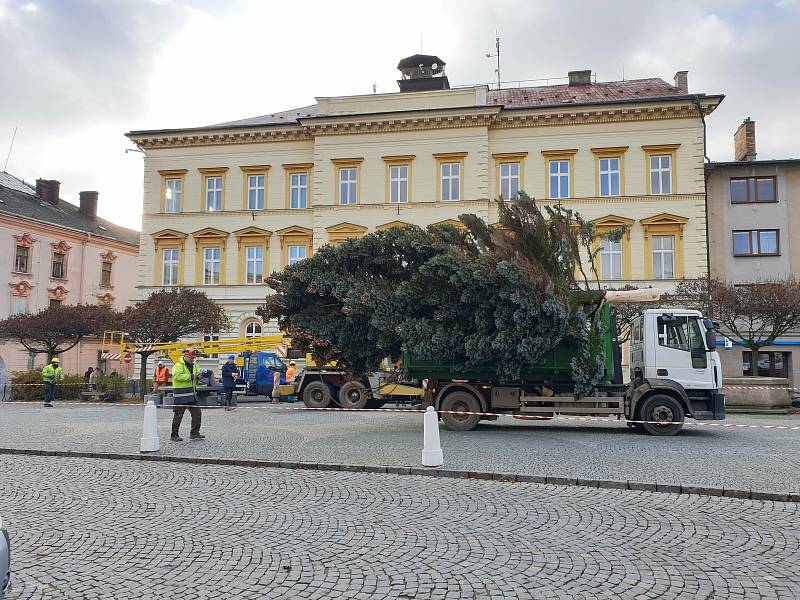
421;406;443;467
140;400;160;453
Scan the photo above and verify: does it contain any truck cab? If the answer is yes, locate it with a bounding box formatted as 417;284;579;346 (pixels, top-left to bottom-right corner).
628;308;725;423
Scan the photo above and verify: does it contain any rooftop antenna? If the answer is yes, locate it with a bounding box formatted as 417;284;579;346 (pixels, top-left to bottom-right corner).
485;32;501;89
373;83;377;94
622;62;625;81
3;126;17;172
420;33;423;54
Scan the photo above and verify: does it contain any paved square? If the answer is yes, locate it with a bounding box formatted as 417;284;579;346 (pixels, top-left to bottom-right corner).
1;454;799;599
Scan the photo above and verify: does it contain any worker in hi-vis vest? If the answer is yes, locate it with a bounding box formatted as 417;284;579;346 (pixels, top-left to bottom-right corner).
170;347;204;442
42;356;64;407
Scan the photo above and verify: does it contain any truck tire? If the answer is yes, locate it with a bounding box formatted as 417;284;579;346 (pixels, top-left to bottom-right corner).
638;394;684;436
303;381;334;409
440;391;481;431
338;381;370;409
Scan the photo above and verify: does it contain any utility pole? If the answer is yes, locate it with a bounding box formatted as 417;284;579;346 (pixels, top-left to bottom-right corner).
486;33;501;89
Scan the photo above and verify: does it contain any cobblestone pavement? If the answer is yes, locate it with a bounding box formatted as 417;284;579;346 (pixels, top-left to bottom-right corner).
0;403;799;492
1;454;799;599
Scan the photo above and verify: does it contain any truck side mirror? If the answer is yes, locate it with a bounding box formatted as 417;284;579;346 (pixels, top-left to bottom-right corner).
705;330;717;350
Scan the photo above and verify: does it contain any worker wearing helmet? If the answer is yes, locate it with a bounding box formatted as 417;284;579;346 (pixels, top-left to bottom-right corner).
42;356;64;407
286;360;297;382
170;347;204;441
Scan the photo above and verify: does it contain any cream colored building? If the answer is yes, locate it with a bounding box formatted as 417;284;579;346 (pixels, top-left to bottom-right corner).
127;57;723;349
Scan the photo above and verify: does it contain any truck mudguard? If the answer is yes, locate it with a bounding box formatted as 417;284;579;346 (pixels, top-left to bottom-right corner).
435;382;489;412
630;378;691;418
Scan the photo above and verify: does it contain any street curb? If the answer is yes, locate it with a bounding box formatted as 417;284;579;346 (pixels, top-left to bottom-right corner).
0;447;797;503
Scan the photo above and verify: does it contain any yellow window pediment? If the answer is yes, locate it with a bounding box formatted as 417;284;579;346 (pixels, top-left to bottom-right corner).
593;214;635;240
325;222;368;235
191;227;230;249
277;225;313;238
151;228;187;241
376;220;412;231
431;218;466;230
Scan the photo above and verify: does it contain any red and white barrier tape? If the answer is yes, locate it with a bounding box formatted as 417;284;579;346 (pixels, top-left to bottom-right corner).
0;400;797;431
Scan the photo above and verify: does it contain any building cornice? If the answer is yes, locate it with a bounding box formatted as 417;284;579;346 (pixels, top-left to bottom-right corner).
127;97;721;149
0;211;139;252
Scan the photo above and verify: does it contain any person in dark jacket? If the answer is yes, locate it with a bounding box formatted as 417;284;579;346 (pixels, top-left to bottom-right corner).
221;355;238;411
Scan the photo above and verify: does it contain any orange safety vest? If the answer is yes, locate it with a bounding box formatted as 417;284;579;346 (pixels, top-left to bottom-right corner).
154;365;170;384
286;366;297;381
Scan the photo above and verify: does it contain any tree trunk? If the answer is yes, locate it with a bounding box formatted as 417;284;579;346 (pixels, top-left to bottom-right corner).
138;351;155;400
744;344;762;377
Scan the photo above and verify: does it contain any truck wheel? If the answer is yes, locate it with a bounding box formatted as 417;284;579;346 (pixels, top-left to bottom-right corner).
440;392;481;431
638;394;684;436
338;381;370;409
303;381;334;409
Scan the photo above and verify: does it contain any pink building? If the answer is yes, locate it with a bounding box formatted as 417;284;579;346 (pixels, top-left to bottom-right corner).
0;172;139;384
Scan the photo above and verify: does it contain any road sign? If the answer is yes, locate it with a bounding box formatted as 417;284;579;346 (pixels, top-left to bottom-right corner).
724;338;733;350
123;352;134;364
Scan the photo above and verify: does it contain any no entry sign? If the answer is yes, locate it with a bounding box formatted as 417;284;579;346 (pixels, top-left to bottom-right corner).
123;352;133;364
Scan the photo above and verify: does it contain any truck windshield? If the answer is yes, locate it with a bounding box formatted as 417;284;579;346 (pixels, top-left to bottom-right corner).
658;316;689;351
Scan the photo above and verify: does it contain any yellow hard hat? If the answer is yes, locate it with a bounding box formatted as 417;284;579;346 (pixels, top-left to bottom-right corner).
51;357;60;363
289;360;296;365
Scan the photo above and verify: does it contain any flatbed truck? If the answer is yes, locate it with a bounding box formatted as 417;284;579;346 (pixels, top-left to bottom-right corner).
287;301;726;435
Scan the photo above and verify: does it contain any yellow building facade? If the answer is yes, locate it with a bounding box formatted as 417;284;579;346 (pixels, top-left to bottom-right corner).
128;62;723;340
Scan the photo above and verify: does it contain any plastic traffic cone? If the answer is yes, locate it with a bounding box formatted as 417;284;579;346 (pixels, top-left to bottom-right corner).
421;406;443;467
140;400;160;453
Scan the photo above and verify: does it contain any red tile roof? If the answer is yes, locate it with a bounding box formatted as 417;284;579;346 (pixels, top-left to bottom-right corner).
487;78;685;108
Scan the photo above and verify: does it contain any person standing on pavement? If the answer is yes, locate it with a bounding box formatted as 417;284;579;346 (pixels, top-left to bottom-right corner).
271;367;281;404
221;355;238;411
170;348;204;442
88;367;98;391
42;357;64;407
153;360;170;393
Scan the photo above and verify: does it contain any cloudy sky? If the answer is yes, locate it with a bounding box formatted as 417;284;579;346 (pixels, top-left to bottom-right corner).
1;0;798;228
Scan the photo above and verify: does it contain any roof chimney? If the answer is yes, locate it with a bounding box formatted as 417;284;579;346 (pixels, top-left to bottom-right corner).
79;191;99;221
734;118;757;162
568;70;591;86
35;179;60;206
674;70;688;93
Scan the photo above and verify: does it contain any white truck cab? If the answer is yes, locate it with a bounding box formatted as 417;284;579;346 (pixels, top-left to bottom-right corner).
628;308;725;425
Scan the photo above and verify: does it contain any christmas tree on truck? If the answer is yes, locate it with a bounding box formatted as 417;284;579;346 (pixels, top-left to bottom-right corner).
259;194;725;434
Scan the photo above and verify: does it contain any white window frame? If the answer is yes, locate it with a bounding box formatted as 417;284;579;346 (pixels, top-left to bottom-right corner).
650;155;672;195
549;160;570;199
203;328;219;358
288;245;307;266
245;321;262;338
338;167;357;205
440;162;461;202
599;237;622;280
499;162;520;201
652;235;675;280
101;261;113;287
389;165;408;204
162;248;179;286
165;178;182;213
247;174;265;210
14;245;29;273
203;246;221;285
599;157;620;197
245;246;264;284
205;176;223;212
290;172;308;209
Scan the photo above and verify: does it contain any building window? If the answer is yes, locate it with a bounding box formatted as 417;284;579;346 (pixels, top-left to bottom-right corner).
732;229;780;257
11;296;25;315
51;252;66;279
49;298;62;308
549;160;570;199
599;157;621;197
244;321;262;338
499;162;520;200
390;165;409;203
440;162;461;201
245;246;264;284
162;248;179;286
599;237;622;280
205;176;223;211
101;261;113;287
247;174;265;210
165;178;182;213
743;351;789;378
14;245;29;273
651;235;675;279
290;172;308;209
730;177;776;204
203;247;221;285
649;155;672;195
288;245;307;266
338;167;357;205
